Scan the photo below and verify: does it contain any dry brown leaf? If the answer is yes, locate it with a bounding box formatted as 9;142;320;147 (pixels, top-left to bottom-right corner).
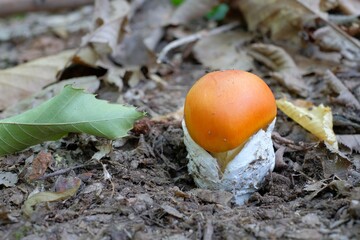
193;31;254;71
312;26;360;65
249;43;308;96
112;0;173;67
170;0;219;25
0;47;97;111
324;70;360;109
235;0;322;43
28;152;53;181
81;0;130;54
337;135;360;152
276;98;338;149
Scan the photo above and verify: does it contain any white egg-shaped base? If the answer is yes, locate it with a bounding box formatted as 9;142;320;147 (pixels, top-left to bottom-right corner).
183;119;276;205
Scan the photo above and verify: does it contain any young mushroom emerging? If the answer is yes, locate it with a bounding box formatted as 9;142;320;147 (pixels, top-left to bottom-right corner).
182;70;277;204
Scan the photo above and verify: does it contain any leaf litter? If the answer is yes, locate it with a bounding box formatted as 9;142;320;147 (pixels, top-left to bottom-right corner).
0;0;360;239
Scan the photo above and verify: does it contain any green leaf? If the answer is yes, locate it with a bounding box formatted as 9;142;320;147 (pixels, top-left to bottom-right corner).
206;3;229;21
170;0;184;6
0;85;144;156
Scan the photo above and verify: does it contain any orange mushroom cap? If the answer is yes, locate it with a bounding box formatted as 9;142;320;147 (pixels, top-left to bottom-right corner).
184;70;277;153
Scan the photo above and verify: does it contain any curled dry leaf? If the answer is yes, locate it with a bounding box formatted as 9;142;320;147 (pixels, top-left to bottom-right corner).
170;0;219;25
324;70;360;109
249;43;308;96
81;0;130;54
193;31;254;71
276;99;338;150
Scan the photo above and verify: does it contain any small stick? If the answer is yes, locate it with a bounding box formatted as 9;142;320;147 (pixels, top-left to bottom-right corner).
157;22;240;64
37;163;98;180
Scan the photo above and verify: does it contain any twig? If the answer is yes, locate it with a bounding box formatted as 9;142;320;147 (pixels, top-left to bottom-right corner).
157;22;240;64
295;0;360;50
38;163;98;180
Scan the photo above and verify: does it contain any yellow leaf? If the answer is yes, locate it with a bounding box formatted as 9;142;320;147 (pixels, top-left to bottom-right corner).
276;99;338;149
23;178;81;217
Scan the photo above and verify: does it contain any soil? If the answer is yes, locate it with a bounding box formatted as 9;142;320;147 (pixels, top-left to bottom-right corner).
0;3;360;240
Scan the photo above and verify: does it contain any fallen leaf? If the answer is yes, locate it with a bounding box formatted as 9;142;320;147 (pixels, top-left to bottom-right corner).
276;99;338;149
337;135;360;153
249;43;308;96
304;142;351;179
0;76;100;119
28;151;53;181
23;177;81;216
92;142;112;161
324;70;360;109
312;26;360;65
193;31;254;71
0;47;97;111
235;0;323;43
81;0;130;54
161;203;185;219
112;0;173;67
0;86;144;156
0;171;18;187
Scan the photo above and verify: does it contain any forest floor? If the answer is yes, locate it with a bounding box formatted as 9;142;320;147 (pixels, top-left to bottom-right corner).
0;1;360;239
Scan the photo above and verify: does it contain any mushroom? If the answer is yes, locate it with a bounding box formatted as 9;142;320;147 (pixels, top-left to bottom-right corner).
182;70;277;204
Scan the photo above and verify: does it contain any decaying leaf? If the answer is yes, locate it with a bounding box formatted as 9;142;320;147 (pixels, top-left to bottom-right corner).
337;135;360;153
28;151;53;181
161;203;185;219
193;31;254;71
235;0;322;43
0;47;97;111
170;0;219;25
23;177;81;216
249;43;308;96
312;26;360;65
324;70;360;109
305;179;352;200
112;0;173;67
276;98;338;149
81;0;130;54
0;171;18;187
0;86;144;156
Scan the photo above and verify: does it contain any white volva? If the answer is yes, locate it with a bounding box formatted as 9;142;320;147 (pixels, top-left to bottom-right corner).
182;119;276;205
